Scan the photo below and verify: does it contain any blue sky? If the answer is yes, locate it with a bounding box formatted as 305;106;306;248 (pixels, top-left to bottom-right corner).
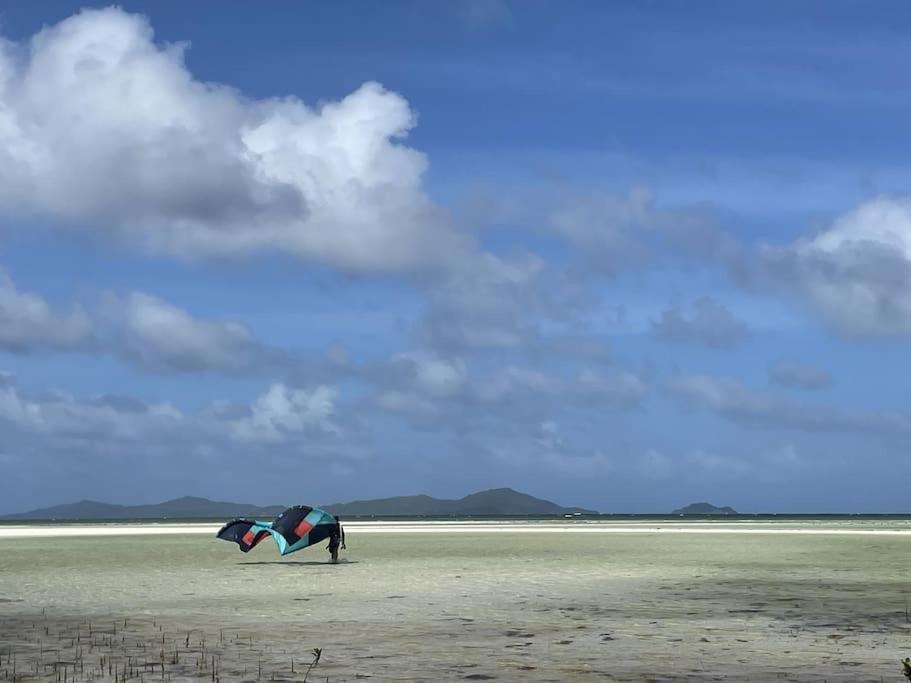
2;1;911;513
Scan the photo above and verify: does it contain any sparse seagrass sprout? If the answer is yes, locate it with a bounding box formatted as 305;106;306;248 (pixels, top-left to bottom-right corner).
304;648;322;682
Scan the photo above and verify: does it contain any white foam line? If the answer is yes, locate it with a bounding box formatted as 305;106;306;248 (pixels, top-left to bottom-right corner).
1;524;911;539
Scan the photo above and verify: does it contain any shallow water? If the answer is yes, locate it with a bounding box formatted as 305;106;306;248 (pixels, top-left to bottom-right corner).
1;525;910;681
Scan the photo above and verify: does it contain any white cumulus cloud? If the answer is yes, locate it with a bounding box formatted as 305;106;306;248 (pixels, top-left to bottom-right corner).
0;271;92;352
652;297;749;349
107;292;276;373
231;384;338;443
0;8;468;274
393;351;467;398
759;197;911;338
0;374;341;448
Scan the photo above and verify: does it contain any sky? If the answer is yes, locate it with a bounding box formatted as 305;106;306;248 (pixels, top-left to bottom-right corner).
2;1;911;513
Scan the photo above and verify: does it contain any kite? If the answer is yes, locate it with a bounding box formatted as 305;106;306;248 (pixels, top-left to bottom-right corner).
216;505;340;556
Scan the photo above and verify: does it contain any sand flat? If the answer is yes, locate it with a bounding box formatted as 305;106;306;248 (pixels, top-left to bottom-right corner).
2;523;911;681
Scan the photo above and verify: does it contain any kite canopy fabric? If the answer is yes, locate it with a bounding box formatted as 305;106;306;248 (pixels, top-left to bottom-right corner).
216;505;338;556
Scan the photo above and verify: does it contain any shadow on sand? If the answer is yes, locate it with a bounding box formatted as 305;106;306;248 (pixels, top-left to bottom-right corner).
238;560;360;567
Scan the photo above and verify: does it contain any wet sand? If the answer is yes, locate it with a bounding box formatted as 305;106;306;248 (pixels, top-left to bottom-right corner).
1;522;910;681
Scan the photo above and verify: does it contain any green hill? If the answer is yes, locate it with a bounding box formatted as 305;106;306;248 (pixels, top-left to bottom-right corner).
672;502;738;515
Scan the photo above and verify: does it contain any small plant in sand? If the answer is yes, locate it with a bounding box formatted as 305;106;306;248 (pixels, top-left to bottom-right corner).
303;647;322;682
902;656;911;681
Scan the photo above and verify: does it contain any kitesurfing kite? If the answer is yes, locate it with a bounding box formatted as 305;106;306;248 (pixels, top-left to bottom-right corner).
216;505;339;556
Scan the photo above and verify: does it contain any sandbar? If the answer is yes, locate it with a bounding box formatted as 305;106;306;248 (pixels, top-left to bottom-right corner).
2;520;911;539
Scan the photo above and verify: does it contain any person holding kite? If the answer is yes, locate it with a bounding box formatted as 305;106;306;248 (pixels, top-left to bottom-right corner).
216;505;346;564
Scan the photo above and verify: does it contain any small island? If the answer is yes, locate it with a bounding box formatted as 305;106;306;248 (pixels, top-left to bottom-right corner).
672;502;738;515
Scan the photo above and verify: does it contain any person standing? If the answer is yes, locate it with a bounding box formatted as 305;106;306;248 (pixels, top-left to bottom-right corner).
327;516;346;563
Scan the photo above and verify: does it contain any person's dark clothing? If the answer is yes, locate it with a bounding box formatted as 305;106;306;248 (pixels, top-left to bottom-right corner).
327;521;345;560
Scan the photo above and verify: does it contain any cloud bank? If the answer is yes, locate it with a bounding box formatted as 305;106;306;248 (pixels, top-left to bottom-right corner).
0;8;469;274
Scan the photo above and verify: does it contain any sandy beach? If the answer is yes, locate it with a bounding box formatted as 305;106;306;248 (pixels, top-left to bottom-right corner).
2;521;910;681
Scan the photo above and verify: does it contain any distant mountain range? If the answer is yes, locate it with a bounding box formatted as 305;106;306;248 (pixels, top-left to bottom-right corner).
1;496;287;521
326;488;595;517
672;502;738;515
2;488;597;520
